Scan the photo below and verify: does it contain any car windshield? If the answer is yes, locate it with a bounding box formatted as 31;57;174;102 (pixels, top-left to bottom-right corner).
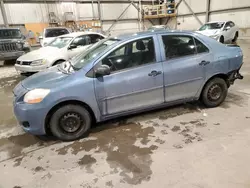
45;28;69;38
0;29;22;39
70;38;119;70
199;22;225;31
47;37;72;48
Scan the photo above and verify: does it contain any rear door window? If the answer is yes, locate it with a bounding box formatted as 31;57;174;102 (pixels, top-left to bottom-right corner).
229;21;235;27
45;29;69;38
161;35;196;59
71;35;91;46
225;22;231;29
89;34;104;44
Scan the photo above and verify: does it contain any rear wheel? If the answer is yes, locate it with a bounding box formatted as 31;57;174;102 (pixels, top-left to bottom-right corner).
50;105;91;141
201;78;228;108
219;36;224;43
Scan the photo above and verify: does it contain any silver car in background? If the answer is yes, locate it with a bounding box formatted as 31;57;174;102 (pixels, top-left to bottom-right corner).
197;21;239;43
15;32;106;74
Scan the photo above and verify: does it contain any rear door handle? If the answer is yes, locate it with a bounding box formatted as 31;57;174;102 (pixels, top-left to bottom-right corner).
148;70;162;77
199;60;210;66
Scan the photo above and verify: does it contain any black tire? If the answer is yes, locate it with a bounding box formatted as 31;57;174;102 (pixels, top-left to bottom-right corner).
201;78;228;108
219;36;224;43
50;105;91;141
53;60;65;66
232;32;238;43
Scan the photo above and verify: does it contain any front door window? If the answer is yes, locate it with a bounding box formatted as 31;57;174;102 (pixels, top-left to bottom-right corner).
100;37;156;73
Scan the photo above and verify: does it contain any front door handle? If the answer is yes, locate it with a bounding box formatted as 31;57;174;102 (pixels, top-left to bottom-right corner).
148;70;162;77
199;60;210;66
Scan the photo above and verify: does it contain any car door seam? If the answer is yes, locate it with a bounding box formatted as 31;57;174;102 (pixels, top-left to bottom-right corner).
165;77;204;87
100;85;164;101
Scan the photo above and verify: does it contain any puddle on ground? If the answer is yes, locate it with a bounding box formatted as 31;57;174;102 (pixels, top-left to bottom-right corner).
0;133;55;161
56;122;157;185
78;155;97;173
0;75;25;129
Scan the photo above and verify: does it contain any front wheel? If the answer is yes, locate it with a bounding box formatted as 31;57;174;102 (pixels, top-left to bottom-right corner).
50;105;91;141
201;78;228;108
219;36;224;43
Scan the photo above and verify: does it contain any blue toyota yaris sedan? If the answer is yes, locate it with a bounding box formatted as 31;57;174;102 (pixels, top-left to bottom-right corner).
13;30;243;141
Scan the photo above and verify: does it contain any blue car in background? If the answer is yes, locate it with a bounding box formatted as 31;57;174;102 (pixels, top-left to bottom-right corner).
13;30;243;141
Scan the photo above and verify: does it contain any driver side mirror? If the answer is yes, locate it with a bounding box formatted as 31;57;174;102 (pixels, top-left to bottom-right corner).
224;26;231;31
95;38;101;42
95;64;111;77
68;44;77;50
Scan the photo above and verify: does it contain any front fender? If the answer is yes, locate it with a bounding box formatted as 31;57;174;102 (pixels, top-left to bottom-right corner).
46;51;68;67
46;96;101;122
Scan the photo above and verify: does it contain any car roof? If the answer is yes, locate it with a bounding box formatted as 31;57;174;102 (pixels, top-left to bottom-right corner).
60;31;104;38
206;21;228;24
116;29;196;41
0;28;20;30
45;27;68;30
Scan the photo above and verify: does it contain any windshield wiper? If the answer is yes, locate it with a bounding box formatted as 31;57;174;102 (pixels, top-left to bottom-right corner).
58;64;70;74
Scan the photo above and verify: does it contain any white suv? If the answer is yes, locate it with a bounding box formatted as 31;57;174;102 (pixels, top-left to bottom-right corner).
197;21;239;43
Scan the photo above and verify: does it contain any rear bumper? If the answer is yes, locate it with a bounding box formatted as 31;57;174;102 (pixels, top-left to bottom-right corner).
15;63;48;73
0;51;25;60
228;67;244;85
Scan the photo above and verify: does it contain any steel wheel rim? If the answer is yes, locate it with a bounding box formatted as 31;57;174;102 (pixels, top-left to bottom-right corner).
59;112;84;133
208;84;222;101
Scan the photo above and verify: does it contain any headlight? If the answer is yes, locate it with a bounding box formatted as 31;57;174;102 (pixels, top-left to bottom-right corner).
23;41;30;48
24;89;50;104
31;59;46;66
16;43;22;49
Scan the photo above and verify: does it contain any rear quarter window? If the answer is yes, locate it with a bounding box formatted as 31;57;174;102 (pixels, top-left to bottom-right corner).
194;38;209;54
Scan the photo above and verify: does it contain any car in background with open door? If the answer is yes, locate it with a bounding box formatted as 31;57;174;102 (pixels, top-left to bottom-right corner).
197;21;239;43
39;27;71;47
15;32;106;74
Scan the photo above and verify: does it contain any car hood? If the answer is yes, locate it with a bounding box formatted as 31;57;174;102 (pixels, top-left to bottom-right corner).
18;46;62;61
21;66;69;90
196;29;221;36
0;38;23;43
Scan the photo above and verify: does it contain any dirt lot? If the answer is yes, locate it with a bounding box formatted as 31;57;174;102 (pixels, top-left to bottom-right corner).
0;41;250;188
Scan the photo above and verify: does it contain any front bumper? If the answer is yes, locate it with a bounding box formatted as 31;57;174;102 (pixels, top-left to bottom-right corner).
15;63;48;73
13;101;48;135
0;51;25;60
